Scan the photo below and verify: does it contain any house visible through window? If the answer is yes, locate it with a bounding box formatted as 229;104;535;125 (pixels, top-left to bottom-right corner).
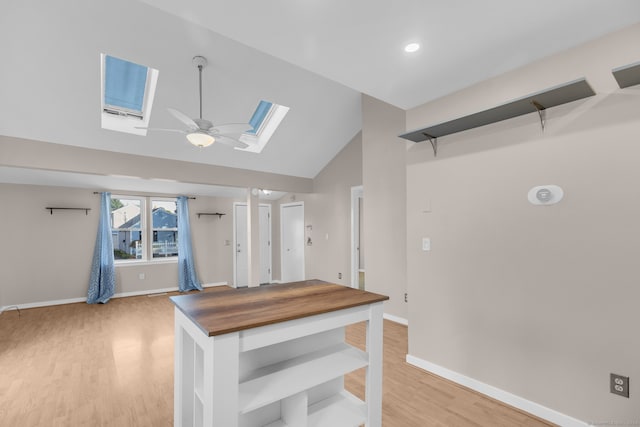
151;199;178;258
111;196;178;262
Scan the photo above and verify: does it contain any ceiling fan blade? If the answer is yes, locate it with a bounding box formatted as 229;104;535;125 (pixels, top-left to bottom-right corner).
135;127;186;133
211;123;254;134
214;135;249;149
168;108;198;130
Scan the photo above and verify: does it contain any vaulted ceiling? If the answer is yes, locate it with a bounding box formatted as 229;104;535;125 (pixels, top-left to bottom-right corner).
1;0;639;191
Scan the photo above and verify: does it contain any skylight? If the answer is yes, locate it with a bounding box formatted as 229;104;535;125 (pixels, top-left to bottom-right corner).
104;56;148;114
237;100;289;153
100;54;159;136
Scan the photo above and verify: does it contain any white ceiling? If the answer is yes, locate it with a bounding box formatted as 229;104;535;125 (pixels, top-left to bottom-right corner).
139;0;640;109
1;0;639;196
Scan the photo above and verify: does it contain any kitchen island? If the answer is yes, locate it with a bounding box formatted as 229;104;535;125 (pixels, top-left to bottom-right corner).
170;279;389;427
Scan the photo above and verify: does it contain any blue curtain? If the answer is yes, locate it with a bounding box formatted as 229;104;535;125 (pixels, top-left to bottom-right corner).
87;192;116;304
177;196;202;292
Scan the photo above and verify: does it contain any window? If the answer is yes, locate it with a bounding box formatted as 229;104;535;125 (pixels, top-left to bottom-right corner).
100;53;159;136
237;100;289;153
151;199;178;258
104;55;148;115
111;196;178;262
111;197;144;260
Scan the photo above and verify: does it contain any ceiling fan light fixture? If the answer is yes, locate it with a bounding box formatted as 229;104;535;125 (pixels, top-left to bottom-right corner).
187;131;215;147
404;42;420;53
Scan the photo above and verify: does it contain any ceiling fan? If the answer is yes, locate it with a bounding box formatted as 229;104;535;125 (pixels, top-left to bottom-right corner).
138;56;252;148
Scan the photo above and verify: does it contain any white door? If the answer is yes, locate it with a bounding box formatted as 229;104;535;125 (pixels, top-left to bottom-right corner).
281;203;305;282
234;204;272;287
351;186;364;289
234;204;249;287
259;206;272;284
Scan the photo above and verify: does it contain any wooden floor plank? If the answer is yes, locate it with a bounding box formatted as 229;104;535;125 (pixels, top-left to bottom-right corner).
0;289;555;426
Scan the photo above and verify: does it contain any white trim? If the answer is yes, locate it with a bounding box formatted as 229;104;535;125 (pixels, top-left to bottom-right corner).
350;186;363;289
115;259;177;267
233;201;241;287
405;354;588;427
233;202;273;287
280;201;305;283
383;313;408;326
260;203;273;284
0;282;228;311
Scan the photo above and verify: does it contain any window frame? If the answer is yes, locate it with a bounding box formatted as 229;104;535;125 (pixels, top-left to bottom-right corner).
150;197;179;260
111;195;179;265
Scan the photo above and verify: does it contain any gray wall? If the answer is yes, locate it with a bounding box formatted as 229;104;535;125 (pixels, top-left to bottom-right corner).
405;23;640;422
362;95;408;320
0;183;248;306
279;132;363;286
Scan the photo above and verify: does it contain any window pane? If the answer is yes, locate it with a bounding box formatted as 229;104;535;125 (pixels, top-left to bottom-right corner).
111;198;143;260
104;55;148;112
152;199;178;258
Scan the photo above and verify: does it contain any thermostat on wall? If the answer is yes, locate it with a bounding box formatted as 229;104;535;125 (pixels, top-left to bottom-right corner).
528;185;563;205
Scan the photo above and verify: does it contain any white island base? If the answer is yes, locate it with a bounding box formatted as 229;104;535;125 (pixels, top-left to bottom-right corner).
172;281;387;427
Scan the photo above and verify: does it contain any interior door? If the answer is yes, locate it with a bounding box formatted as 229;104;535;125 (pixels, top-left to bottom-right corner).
259;206;271;284
235;204;271;287
281;203;304;283
234;204;248;287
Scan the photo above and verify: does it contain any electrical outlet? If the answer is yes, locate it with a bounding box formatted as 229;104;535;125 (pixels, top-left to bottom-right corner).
338;272;342;279
404;293;408;303
610;373;629;398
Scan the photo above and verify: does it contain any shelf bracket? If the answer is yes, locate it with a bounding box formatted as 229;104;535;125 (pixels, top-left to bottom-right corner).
531;100;546;131
422;133;438;157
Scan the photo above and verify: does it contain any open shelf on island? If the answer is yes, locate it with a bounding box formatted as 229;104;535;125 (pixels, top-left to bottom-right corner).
239;342;368;414
308;391;367;427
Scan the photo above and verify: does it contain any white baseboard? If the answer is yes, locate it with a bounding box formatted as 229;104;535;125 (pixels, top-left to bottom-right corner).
202;282;228;288
383;313;408;326
0;281;228;311
405;354;587;427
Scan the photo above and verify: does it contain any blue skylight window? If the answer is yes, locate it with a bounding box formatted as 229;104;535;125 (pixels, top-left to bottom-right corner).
237;100;289;153
101;53;158;136
104;55;148;113
246;100;273;135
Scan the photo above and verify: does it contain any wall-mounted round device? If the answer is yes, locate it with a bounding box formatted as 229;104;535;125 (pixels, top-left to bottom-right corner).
528;185;563;205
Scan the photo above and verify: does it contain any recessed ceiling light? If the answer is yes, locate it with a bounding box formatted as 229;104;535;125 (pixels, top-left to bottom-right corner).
404;43;420;53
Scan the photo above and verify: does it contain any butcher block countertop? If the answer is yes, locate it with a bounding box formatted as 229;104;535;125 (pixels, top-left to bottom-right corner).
170;279;389;336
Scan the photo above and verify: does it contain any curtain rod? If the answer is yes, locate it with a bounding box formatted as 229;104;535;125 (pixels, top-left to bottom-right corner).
92;192;196;199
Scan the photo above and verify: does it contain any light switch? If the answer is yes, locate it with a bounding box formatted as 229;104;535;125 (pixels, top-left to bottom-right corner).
422;238;431;251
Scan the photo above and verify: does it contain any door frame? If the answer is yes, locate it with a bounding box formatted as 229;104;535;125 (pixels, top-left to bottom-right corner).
259;204;273;284
233;202;273;287
280;201;305;283
351;186;363;289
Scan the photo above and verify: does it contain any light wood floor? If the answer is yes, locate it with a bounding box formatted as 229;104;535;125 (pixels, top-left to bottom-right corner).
0;290;555;426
